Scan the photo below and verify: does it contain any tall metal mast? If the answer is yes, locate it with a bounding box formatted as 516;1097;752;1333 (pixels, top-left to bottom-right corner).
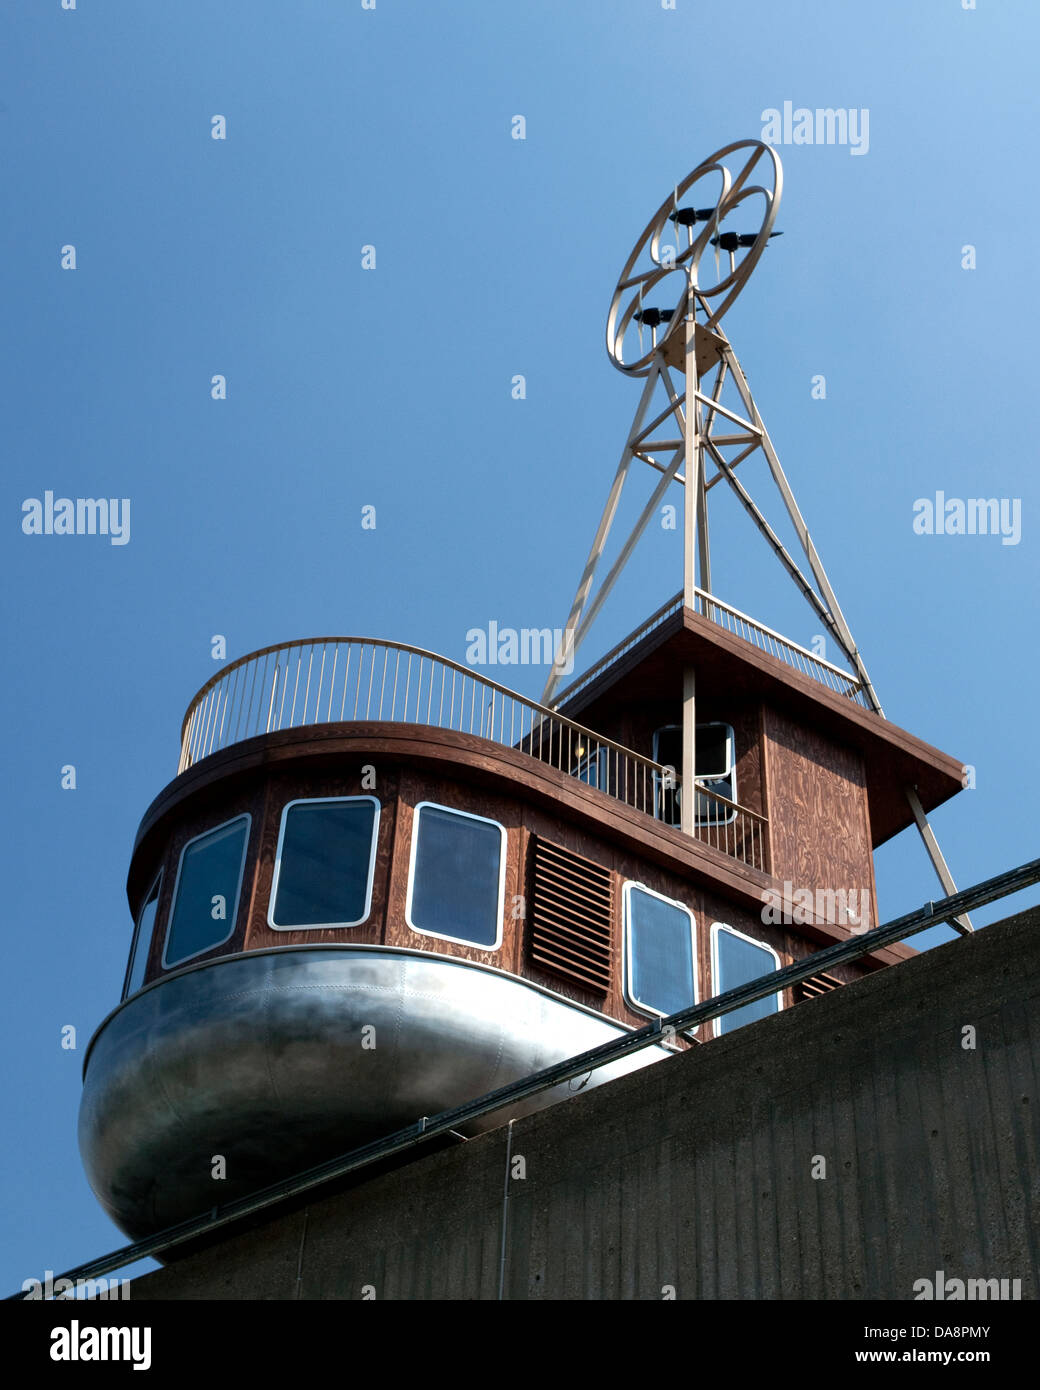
540;139;970;931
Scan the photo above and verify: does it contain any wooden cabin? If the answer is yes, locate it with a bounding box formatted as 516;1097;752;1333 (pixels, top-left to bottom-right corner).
79;593;964;1242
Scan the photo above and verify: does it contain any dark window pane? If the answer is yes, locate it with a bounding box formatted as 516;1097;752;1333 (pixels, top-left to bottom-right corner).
410;805;503;947
655;726;682;770
653;724;735;827
125;875;161;997
697;724;730;777
653;725;732;778
715;927;779;1033
272;799;377;928
165;818;249;966
627;887;695;1017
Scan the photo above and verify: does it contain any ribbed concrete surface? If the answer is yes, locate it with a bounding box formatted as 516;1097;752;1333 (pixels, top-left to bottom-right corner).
131;905;1040;1300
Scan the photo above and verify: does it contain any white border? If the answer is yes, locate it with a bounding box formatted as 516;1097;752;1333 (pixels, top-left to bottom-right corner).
652;722;737;826
162;814;252;969
710;920;783;1037
405;800;506;951
621;880;698;1019
122;868;163;1001
267;795;380;931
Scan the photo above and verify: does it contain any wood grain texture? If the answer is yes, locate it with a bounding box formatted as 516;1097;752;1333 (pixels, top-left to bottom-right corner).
382;767;523;977
763;704;876;931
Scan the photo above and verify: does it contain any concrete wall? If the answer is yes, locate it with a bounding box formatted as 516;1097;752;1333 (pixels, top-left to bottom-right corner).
131;905;1040;1300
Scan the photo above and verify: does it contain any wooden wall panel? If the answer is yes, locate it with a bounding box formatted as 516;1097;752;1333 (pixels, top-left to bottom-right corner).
762;705;877;931
735;707;763;813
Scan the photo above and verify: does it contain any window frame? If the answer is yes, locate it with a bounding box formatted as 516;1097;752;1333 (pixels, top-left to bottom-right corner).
652;722;737;827
405;801;507;951
162;813;252;969
710;921;783;1037
267;795;380;931
622;880;698;1021
122;868;163;1000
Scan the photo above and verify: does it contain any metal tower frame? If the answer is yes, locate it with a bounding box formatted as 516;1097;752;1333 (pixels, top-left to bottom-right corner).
540;140;971;932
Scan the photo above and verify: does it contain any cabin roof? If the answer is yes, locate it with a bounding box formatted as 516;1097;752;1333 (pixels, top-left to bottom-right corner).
556;603;965;848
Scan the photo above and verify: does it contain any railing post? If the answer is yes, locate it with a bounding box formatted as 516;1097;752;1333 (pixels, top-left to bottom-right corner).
681;666;696;836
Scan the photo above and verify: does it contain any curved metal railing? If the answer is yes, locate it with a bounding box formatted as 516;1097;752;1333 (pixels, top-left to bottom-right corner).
178;637;768;870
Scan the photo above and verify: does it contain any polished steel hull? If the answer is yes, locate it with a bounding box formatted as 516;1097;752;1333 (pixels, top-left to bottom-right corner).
79;945;671;1241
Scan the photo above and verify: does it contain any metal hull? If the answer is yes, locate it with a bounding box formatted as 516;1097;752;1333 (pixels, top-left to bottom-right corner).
79;946;671;1242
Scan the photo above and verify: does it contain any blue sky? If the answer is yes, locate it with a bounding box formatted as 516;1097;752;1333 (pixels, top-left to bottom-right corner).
2;0;1037;1291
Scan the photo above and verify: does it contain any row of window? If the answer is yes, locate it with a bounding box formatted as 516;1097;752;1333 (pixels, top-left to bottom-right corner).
122;798;503;996
626;882;781;1036
123;797;782;1036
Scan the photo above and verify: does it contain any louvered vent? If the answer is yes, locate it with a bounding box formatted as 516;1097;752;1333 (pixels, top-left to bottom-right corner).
795;970;845;1003
529;838;613;992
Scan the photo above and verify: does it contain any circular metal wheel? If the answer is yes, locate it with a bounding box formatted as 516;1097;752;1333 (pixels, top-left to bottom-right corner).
606;139;783;376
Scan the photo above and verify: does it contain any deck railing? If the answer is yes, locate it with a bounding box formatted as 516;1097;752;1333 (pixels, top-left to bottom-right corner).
693;589;870;706
552;589;870;712
178;637;768;871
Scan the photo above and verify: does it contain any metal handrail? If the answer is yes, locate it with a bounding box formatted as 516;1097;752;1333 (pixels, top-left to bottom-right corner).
179;636;650;766
693;588;869;704
551;588;870;715
177;636;768;871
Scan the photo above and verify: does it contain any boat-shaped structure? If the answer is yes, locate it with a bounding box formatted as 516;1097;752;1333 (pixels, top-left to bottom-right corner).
79;139;970;1246
79;620;963;1241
